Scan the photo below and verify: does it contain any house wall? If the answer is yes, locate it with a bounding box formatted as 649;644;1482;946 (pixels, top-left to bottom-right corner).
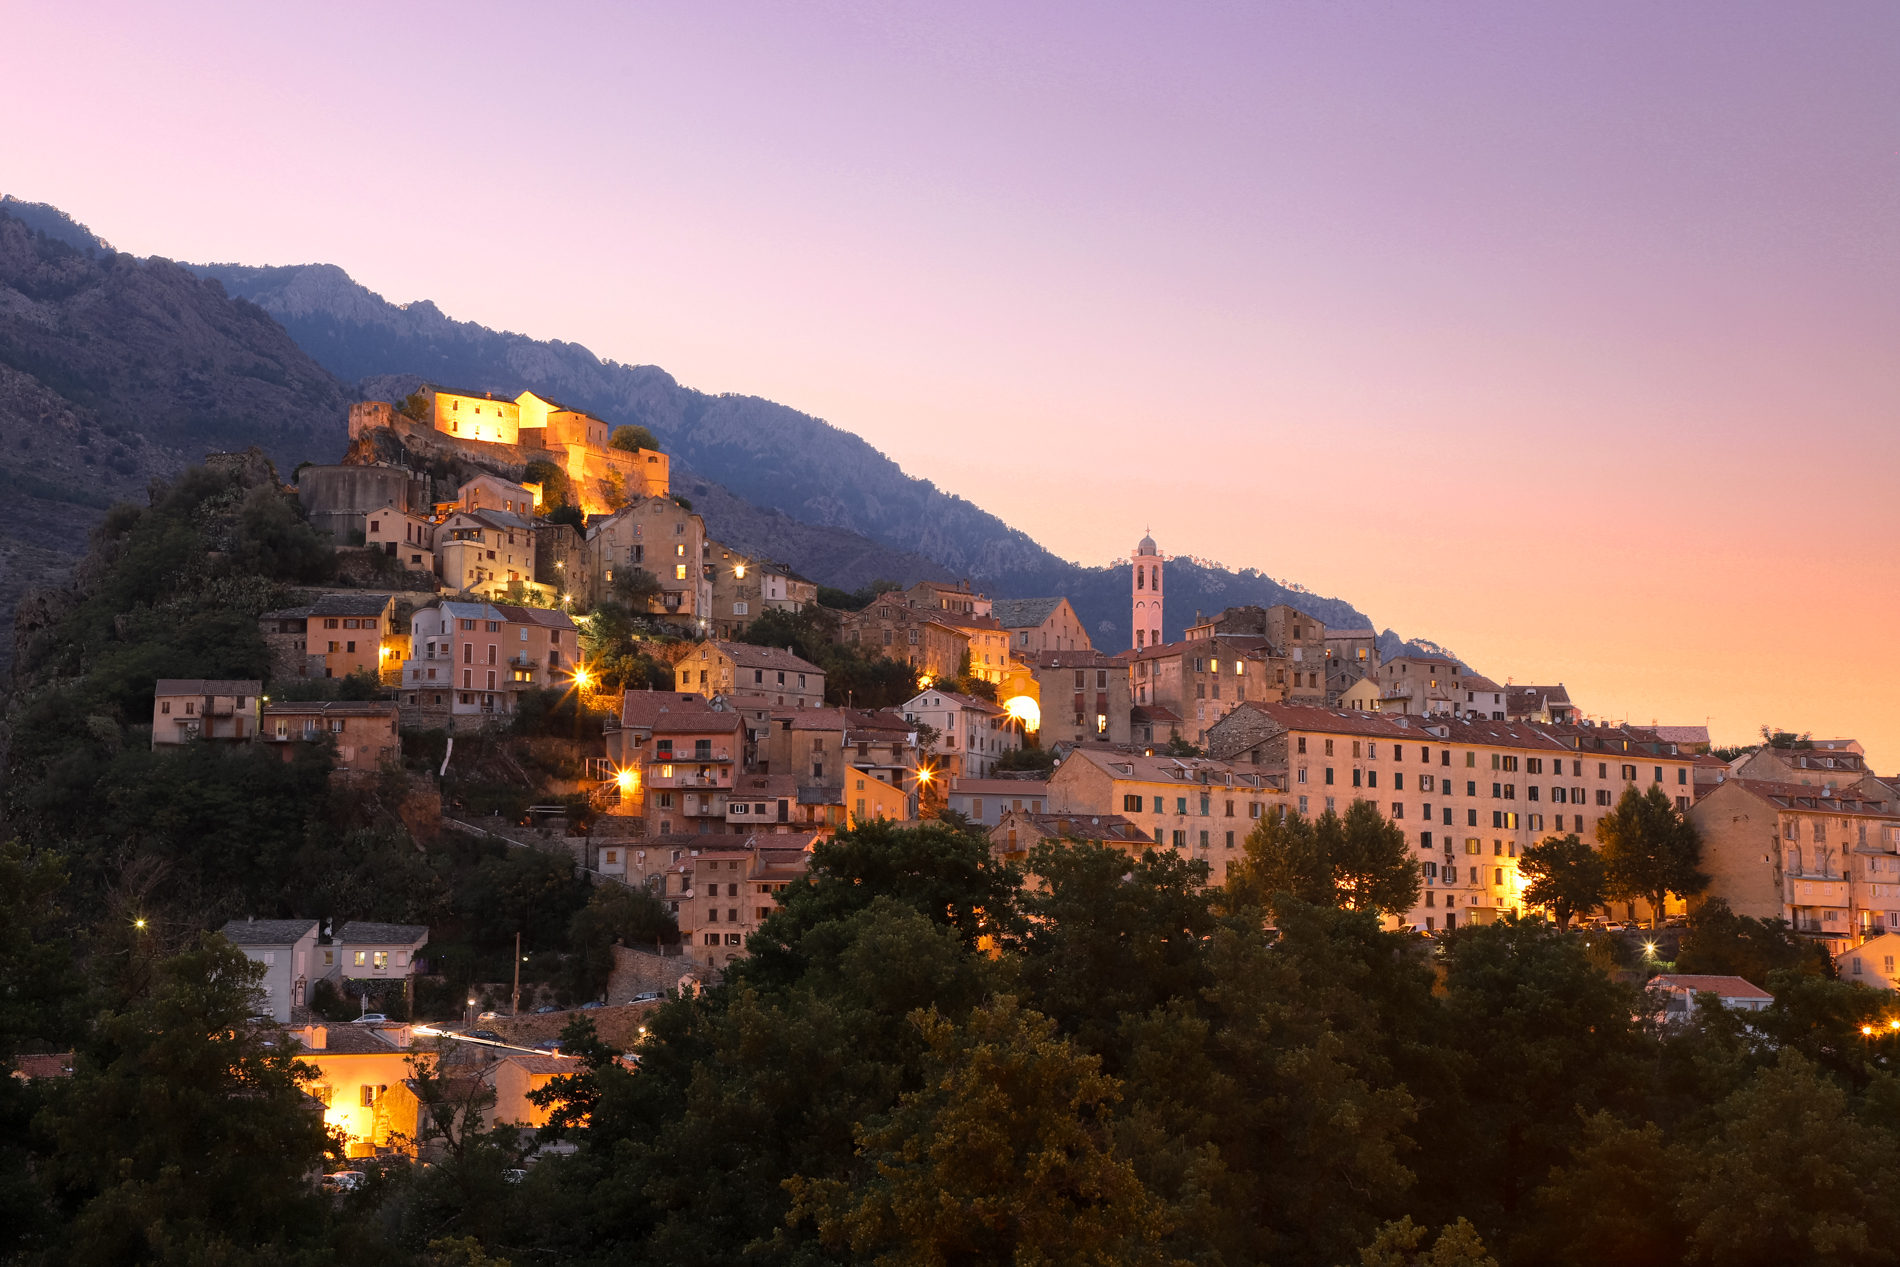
231;931;317;1022
1686;781;1787;922
431;390;521;443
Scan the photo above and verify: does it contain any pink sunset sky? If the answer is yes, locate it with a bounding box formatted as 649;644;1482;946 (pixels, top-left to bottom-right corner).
7;2;1898;764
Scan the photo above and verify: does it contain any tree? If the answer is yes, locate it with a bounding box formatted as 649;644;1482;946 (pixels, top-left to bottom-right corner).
1227;804;1418;917
786;996;1173;1266
33;935;335;1263
1679;1052;1900;1264
545;503;584;530
1228;807;1332;910
1675;899;1829;987
1518;833;1607;931
609;424;659;453
610;565;662;610
1598;785;1708;928
1522;1113;1686;1267
1329;800;1422;916
1356;1216;1497;1267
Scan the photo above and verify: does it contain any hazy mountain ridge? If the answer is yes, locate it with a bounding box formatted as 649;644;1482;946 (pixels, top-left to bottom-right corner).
195;260;1394;643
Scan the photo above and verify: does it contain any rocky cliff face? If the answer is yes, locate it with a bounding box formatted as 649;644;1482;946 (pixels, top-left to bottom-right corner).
0;213;358;665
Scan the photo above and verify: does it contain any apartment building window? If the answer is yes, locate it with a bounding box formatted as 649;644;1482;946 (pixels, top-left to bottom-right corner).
1325;767;1334;784
1297;737;1307;754
1353;769;1363;788
1298;796;1309;814
1152;797;1164;813
1172;831;1187;848
1466;752;1476;767
1621;764;1637;780
1123;795;1143;812
1391;802;1404;818
1468;809;1479;826
1176;797;1188;815
1394;773;1405;791
1324;739;1335;756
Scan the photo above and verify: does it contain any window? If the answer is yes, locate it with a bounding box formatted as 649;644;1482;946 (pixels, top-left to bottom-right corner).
1465;752;1476;767
1325;739;1334;756
1391;802;1404;818
353;951;366;967
1123;794;1143;812
373;951;388;969
1297;737;1307;754
1325;767;1334;785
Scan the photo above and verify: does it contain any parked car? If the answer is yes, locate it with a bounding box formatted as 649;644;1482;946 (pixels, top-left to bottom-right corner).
534;1005;560;1014
352;1014;389;1025
469;1029;502;1042
322;1171;366;1193
478;1011;502;1021
1602;922;1627;932
630;991;664;1003
503;1169;527;1185
580;1001;605;1010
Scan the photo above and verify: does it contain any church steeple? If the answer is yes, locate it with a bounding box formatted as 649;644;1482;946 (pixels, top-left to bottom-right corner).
1132;532;1162;649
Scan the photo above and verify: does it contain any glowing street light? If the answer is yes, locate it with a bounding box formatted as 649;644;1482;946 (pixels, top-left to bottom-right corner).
616;767;637;793
572;666;593;689
133;918;147;930
1002;695;1041;730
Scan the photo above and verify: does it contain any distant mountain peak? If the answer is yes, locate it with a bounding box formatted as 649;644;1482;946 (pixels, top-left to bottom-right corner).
0;195;113;255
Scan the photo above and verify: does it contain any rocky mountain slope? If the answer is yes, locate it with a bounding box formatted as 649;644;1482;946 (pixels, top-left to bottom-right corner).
0;208;358;661
197;261;1393;644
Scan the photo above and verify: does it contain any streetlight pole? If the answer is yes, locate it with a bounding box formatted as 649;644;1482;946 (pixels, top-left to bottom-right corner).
512;930;522;1017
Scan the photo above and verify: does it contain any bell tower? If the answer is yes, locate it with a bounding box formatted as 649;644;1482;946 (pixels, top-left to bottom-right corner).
1132;532;1162;649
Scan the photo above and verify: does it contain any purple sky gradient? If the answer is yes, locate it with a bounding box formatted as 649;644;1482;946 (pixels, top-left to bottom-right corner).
7;2;1899;760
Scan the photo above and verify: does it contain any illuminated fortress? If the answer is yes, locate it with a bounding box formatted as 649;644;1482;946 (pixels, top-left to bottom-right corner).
348;384;668;516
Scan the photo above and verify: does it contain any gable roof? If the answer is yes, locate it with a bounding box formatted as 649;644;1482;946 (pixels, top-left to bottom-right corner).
1652;974;1773;1000
491;605;577;631
264;701;399;717
338;921;430;945
906;688;1003;715
620;692;746;734
219;918;317;945
156;679;263;696
990;597;1068;629
711;641;825;675
992;810;1151;845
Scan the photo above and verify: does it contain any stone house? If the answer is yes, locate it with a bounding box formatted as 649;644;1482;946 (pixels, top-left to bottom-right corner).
1130;637;1285;745
676;841;814;969
1688;777;1900;956
584;495;711;623
457;473;539;517
257;593;398;682
1504;685;1577;724
991;597;1092;656
1043;748;1275;886
1185;604;1327;701
152;679;263;747
263;700;400;772
838;600;969;682
1030;650;1133;746
946;778;1049;827
1323;628;1381;700
670;641;826;710
988;809;1152;869
705;545;819;639
903;579;991;618
436;509;545;600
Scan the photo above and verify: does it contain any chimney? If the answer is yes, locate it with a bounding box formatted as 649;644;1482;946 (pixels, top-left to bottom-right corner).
304;1026;327;1050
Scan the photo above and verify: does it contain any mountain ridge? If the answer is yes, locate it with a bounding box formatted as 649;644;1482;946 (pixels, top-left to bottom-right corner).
193;260;1420;649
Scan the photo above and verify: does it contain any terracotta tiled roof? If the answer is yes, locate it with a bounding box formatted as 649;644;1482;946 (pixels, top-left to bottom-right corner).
621;693;746;734
992;811;1151;845
11;1052;73;1078
909;689;1003;714
1652;975;1772;1000
265;701;399;717
1726;779;1894;816
308;593;396;618
952;779;1051;796
1131;705;1185;724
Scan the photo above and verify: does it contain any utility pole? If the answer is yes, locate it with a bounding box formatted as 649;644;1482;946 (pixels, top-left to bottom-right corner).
511;930;522;1017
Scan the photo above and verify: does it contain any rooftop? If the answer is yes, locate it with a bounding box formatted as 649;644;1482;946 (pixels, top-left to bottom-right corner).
990;597;1069;629
218;918;317;945
156;679;263;696
337;921;430;945
265;700;399;717
1651;974;1773;1000
710;641;825;675
308;593;395;618
994;810;1151;845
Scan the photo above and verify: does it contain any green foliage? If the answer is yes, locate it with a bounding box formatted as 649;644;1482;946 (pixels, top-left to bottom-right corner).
1598;785;1709;928
610;565;662;609
565;885;679;1000
508;686;609;738
1356;1216;1497;1267
993;744;1056;772
788;996;1172;1266
522;457;571;509
608;424;658;453
33;936;335;1263
815;578;900;611
1229;803;1420;916
736;606;922;708
1676;898;1831;987
1518;833;1607;931
546;503;584;530
1160;734;1202;757
399;391;430;422
670;493;691;512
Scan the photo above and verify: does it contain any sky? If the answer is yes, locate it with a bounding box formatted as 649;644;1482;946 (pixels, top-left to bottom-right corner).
5;2;1899;764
